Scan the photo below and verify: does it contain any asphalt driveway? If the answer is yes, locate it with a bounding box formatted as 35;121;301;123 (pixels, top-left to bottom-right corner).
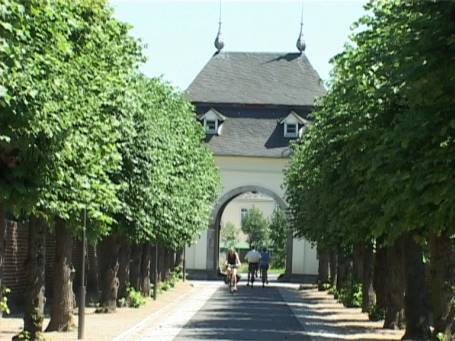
174;283;310;340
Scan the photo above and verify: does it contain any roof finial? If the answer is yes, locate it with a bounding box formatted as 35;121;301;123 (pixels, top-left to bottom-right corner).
214;0;224;53
296;1;306;53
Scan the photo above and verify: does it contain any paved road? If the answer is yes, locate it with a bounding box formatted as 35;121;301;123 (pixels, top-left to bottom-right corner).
174;282;310;340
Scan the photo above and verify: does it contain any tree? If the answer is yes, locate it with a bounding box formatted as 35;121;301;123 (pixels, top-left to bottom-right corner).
285;1;455;339
268;208;287;268
0;0;142;334
241;208;268;248
221;222;240;250
97;75;220;311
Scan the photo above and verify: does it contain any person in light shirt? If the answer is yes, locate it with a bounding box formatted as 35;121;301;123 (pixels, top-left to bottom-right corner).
244;246;261;286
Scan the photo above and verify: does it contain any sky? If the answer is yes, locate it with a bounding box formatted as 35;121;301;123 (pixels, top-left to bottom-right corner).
110;0;367;91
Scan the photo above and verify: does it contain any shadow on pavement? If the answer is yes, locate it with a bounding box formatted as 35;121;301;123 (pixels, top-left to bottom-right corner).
174;283;311;340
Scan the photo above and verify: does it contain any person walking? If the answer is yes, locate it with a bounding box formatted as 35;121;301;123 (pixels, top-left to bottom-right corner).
259;247;270;287
245;245;261;287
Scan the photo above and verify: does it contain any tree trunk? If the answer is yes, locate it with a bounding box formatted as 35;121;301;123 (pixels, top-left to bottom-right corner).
46;218;75;332
98;233;121;313
317;247;330;290
336;251;351;291
353;243;364;284
20;216;47;339
117;239;131;299
430;231;455;341
167;249;175;274
374;245;387;311
362;242;376;313
329;251;338;287
0;203;5;319
159;246;167;282
140;244;151;297
383;238;405;330
150;245;159;283
129;243;142;291
175;249;183;269
87;243;99;298
402;234;431;340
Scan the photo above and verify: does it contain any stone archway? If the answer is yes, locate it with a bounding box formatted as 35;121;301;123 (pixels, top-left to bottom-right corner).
205;185;293;278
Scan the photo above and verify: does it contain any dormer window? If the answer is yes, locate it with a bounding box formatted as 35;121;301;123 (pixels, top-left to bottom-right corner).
198;108;226;135
280;111;308;139
284;123;298;138
205;119;218;134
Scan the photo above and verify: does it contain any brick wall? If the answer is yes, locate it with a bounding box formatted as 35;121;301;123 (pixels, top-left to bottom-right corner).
3;221;28;302
2;220;60;305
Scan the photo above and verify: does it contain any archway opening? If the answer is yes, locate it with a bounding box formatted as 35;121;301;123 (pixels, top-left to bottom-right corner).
212;187;290;278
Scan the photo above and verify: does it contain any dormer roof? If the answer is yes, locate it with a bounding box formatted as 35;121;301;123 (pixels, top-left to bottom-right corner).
280;111;309;125
198;108;226;122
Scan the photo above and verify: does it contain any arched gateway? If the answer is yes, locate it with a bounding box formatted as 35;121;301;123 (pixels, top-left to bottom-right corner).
184;50;325;281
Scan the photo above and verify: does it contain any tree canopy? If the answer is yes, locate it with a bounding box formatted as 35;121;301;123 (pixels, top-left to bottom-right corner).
241;207;269;248
285;1;455;339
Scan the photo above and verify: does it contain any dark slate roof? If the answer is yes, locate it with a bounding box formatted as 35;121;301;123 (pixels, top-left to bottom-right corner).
198;106;309;158
187;52;325;106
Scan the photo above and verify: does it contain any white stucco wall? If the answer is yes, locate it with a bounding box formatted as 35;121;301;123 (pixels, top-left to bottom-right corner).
215;156;288;198
185;155;319;276
292;238;318;275
185;231;207;270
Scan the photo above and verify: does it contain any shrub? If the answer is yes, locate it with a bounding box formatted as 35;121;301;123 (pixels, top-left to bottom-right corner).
328;286;338;296
0;287;11;315
340;283;362;308
126;287;146;308
368;304;385;321
318;282;331;291
160;283;170;292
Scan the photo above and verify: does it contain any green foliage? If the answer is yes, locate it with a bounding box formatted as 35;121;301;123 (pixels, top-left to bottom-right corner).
126;287;146;308
328;283;363;308
0;287;11;315
343;283;363;308
0;0;143;235
368;304;385;322
241;207;269;248
268;208;288;268
221;222;240;250
285;0;455;250
319;282;332;291
0;0;219;247
160;282;170;292
436;332;446;341
327;286;338;296
112;76;220;247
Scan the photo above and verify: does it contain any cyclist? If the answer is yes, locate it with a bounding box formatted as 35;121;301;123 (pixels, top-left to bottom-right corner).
260;247;270;288
225;248;241;292
245;245;261;287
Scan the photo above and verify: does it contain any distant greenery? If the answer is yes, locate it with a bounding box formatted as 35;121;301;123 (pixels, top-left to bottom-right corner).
220;222;240;251
268;208;288;268
241;207;268;248
238;263;284;275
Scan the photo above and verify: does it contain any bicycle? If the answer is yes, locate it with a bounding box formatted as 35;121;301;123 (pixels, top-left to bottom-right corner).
261;265;268;288
226;265;237;293
247;263;257;288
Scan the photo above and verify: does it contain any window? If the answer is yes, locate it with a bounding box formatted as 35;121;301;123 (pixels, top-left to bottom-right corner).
240;208;248;224
285;123;298;137
205;119;217;134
